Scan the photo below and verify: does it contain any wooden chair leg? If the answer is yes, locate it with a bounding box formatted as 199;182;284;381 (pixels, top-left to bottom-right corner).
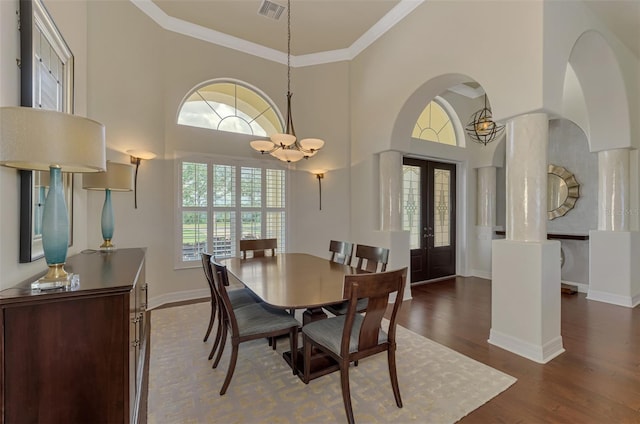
303;336;312;384
388;346;402;408
272;337;277;350
290;327;298;376
212;324;228;369
203;300;216;342
220;342;239;396
209;313;224;360
340;361;355;424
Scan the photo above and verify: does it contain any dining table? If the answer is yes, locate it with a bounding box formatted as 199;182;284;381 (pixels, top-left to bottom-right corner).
221;252;361;381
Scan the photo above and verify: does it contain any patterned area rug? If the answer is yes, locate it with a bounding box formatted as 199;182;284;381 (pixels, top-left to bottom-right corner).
148;302;516;423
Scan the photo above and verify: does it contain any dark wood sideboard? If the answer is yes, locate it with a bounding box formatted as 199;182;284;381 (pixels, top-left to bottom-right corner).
0;248;149;424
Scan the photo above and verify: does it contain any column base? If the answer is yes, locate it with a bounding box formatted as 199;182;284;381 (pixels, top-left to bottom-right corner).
490;239;564;363
488;330;564;364
588;230;640;308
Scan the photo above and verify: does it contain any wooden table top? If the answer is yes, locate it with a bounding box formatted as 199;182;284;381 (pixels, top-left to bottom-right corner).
221;253;359;310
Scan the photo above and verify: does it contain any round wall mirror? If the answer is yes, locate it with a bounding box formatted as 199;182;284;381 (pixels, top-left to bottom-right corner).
548;164;580;220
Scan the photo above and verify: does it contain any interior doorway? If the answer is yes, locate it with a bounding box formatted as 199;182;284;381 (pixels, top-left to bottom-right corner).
403;158;456;284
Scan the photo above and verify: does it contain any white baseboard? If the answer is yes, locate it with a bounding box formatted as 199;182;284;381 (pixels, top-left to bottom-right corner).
470;269;491;280
488;329;565;364
586;289;637;308
147;288;209;311
561;280;589;294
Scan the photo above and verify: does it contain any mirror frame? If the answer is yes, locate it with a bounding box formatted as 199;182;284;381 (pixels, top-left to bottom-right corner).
19;0;75;262
548;164;580;220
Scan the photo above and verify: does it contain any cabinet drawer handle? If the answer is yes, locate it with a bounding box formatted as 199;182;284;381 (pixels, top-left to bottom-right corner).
141;284;148;291
132;339;140;348
132;316;141;324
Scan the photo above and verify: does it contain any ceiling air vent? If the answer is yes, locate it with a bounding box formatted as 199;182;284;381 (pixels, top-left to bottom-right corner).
258;0;285;20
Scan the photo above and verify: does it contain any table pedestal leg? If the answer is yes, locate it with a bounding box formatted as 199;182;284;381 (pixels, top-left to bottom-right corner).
302;307;327;325
283;306;339;382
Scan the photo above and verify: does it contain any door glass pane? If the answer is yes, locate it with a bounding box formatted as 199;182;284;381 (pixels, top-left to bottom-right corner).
402;165;421;249
182;211;207;261
434;169;451;247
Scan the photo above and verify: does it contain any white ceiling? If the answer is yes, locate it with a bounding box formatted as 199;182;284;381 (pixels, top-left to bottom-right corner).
141;0;639;61
153;0;402;56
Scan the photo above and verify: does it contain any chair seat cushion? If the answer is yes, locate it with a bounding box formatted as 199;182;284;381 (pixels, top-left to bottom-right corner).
302;314;387;355
324;298;368;316
234;303;299;337
228;288;259;308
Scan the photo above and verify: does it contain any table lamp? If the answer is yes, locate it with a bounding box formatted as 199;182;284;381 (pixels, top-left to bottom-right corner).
0;107;106;289
82;161;134;250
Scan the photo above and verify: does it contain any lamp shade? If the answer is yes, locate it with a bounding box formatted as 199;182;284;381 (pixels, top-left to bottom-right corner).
0;107;106;173
83;161;134;191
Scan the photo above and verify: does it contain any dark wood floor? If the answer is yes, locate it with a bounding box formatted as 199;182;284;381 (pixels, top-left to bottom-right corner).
398;277;640;423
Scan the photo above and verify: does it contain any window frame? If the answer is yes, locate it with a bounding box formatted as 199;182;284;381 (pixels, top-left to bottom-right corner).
174;152;290;269
176;78;285;138
412;96;465;148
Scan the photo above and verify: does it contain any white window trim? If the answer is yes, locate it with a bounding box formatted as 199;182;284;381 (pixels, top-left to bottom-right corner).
434;95;466;148
173;151;290;270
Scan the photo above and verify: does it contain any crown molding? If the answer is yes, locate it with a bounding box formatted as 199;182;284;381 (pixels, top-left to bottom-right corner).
130;0;424;67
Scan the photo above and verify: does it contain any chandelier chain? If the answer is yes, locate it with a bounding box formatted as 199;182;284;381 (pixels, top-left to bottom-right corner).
287;0;291;95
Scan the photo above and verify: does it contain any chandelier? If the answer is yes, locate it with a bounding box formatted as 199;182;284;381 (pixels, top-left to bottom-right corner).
465;94;505;146
250;0;324;163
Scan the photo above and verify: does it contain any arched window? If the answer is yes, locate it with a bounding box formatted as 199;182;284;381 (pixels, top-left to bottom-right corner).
412;97;462;146
177;80;283;137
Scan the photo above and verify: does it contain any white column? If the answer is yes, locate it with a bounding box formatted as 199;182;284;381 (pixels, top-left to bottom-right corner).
474;167;497;279
505;113;547;242
477;166;497;227
589;148;639;307
598;149;629;231
490;113;564;363
380;150;402;231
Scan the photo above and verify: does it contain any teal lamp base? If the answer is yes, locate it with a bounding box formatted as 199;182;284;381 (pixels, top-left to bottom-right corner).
32;166;71;290
99;189;116;251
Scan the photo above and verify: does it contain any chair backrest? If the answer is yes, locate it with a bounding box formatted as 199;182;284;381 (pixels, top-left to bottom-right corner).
210;260;240;335
329;240;353;265
354;244;389;272
201;252;215;297
239;238;277;259
341;268;407;356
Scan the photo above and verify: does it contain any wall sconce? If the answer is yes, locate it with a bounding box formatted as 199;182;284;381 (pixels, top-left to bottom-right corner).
312;171;325;211
82;161;134;250
126;149;156;209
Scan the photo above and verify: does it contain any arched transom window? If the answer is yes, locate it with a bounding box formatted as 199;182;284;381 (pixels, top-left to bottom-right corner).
178;80;283;137
412;97;458;146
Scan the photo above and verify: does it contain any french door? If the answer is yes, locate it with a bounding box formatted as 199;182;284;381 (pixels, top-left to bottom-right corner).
403;158;456;283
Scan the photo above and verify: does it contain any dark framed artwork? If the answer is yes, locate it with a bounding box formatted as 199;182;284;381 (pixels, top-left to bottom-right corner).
19;0;74;262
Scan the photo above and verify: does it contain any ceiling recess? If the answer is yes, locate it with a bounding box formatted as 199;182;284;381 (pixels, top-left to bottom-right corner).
258;0;285;20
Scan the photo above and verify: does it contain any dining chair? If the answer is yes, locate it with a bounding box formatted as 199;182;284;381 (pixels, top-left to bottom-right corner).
353;244;389;272
201;253;259;360
239;238;277;259
302;267;407;424
329;240;353;265
324;244;390;316
210;260;300;395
